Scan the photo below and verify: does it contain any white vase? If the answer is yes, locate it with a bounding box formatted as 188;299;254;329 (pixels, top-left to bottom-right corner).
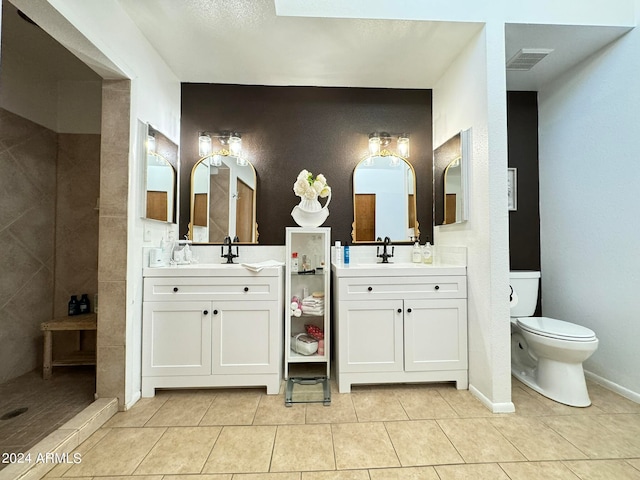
291;191;331;227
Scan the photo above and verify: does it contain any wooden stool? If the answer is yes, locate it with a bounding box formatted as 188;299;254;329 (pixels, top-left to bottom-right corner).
41;313;97;379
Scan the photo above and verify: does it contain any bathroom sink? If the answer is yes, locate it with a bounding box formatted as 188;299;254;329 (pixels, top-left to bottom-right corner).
143;262;281;277
331;262;465;277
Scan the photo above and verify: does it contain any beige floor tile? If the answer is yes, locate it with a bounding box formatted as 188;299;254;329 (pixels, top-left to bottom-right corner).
163;475;231;480
564;459;640;479
541;415;640;458
587;383;640;414
134;426;221;475
435;387;494;418
434;463;511;479
200;391;261;425
384;420;463;466
145;395;214;426
44;427;110;478
511;384;555;416
394;387;458;420
593;414;640;451
306;393;357;424
87;476;163;480
351;390;408;422
271;424;335;472
253;394;306;425
302;470;370;480
436;418;526;463
103;396;169;428
202;425;276;473
626;458;640;470
63;427;165;477
490;416;588;461
518;385;605;416
332;422;400;470
235;474;300;480
499;461;579;479
368;466;440;480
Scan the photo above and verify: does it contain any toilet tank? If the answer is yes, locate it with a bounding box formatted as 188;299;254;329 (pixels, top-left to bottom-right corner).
510;271;541;317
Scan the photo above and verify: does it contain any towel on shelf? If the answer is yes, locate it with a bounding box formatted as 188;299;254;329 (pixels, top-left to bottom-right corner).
240;260;285;272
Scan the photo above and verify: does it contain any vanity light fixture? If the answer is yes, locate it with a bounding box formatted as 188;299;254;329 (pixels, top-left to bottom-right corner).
198;132;212;157
397;134;410;157
146;130;156;153
368;131;409;157
228;132;242;157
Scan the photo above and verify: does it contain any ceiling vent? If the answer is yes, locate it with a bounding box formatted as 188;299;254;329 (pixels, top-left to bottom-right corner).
506;48;554;71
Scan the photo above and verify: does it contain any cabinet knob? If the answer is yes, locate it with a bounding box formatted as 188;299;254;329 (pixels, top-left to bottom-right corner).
397;308;402;313
434;285;440;290
367;286;373;292
407;308;412;313
244;287;249;292
203;310;208;315
213;309;218;315
173;287;179;292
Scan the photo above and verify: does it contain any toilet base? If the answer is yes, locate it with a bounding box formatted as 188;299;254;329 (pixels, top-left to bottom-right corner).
512;357;591;407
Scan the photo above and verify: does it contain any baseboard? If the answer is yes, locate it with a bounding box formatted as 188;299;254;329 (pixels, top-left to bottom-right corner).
469;384;515;413
125;390;142;411
585;370;640;404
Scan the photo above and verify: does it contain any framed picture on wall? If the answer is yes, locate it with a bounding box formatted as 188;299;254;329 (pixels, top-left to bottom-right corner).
507;168;517;211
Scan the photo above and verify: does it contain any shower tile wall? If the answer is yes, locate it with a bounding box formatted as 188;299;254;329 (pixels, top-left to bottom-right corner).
0;107;100;383
0;108;57;383
53;133;101;357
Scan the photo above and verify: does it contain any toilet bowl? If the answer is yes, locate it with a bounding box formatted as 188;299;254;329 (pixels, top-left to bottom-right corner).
510;271;598;407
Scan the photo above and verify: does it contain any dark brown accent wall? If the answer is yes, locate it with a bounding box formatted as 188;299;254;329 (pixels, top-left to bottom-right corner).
507;91;541;314
180;84;433;245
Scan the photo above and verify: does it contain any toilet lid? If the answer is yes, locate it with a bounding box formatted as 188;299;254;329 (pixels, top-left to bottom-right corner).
516;317;597;341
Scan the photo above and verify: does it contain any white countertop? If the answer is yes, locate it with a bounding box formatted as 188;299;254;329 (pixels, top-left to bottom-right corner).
143;262;283;277
331;262;466;277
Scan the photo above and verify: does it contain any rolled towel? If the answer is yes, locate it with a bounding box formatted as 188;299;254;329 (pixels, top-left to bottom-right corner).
293;308;302;317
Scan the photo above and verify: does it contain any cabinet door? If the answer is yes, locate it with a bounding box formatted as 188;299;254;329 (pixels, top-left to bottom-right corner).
212;301;279;374
338;299;403;373
403;299;467;372
142;301;212;376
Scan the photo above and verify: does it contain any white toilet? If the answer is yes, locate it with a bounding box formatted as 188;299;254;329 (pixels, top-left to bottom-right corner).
510;271;598;407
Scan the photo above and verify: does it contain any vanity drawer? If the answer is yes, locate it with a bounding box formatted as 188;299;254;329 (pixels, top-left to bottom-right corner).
144;277;279;302
338;276;466;300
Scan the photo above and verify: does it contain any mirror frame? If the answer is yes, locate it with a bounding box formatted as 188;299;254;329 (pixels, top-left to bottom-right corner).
351;149;420;243
142;122;178;224
434;129;470;226
188;149;259;244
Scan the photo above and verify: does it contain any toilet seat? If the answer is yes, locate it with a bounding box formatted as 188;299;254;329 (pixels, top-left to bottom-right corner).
516;316;596;342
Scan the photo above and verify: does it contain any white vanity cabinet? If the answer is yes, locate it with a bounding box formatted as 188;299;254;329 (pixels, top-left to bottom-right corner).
332;265;468;392
142;266;283;396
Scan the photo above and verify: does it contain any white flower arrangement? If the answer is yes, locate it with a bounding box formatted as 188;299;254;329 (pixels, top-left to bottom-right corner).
293;169;331;200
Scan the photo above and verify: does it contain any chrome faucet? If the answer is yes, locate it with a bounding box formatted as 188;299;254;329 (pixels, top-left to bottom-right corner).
221;235;239;264
376;236;394;263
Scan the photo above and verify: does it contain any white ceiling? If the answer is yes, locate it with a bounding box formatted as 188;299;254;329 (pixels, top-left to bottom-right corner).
3;0;633;91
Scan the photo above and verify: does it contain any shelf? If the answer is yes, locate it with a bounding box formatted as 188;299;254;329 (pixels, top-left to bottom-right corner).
288;351;328;363
285;226;331;381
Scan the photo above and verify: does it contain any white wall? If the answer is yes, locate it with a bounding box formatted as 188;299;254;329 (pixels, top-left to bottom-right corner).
538;17;640;399
433;23;513;412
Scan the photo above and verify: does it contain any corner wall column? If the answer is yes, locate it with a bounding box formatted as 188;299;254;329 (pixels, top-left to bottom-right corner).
96;79;131;407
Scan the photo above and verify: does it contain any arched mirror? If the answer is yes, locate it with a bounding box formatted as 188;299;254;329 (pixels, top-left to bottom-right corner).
189;150;258;243
144;125;178;223
434;128;470;225
443;157;463;224
352;150;419;243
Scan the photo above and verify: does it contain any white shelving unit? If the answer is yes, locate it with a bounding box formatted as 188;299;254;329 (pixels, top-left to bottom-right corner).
284;227;331;389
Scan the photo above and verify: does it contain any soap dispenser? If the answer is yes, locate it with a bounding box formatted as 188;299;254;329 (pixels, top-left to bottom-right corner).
422;238;433;264
412;241;422;263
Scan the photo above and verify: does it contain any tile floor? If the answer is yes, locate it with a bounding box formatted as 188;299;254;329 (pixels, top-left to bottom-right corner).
0;367;95;471
36;377;640;480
